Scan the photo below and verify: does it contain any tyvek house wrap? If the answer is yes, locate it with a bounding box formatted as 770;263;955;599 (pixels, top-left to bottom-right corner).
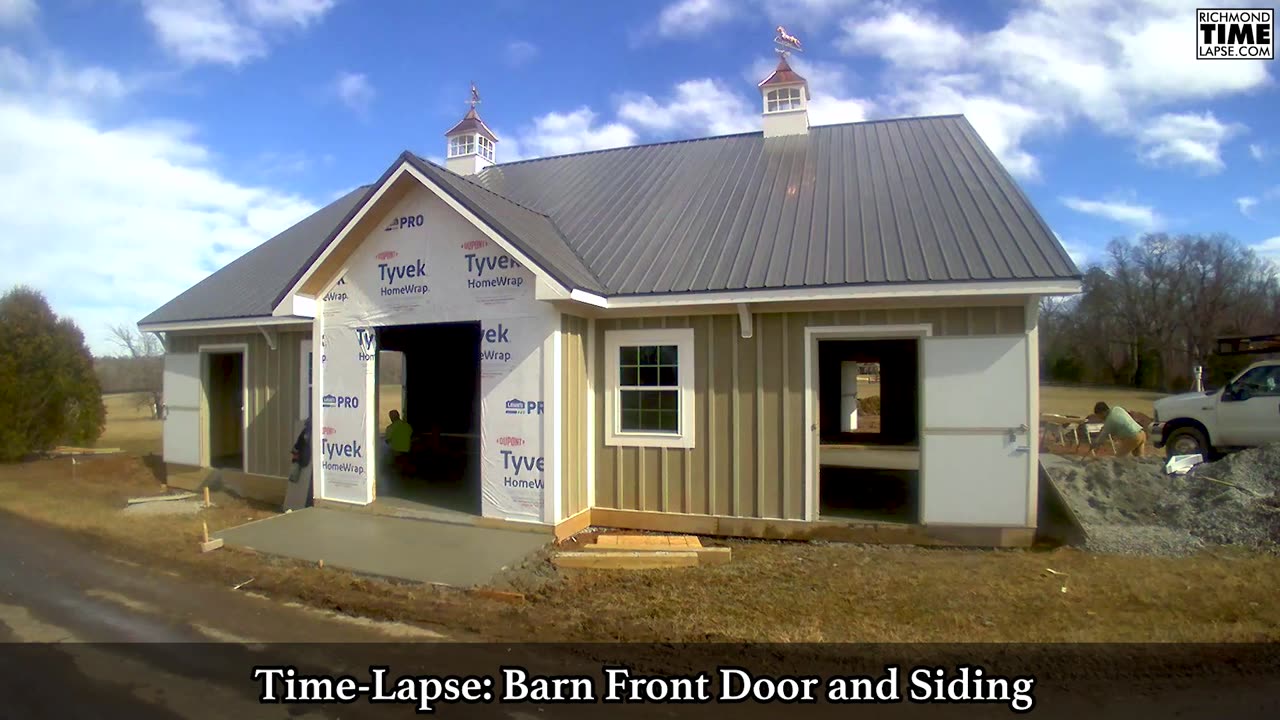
317;188;556;523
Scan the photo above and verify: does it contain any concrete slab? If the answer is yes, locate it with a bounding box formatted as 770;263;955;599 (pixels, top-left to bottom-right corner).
213;508;548;587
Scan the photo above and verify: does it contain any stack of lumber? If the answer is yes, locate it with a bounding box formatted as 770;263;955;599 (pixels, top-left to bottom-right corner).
552;534;730;569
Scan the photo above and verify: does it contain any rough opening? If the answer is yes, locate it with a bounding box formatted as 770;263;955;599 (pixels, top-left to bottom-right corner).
374;322;481;517
205;351;243;471
817;338;920;523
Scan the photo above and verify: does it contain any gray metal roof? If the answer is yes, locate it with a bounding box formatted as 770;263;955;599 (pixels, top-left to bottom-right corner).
139;185;370;325
141;115;1079;325
473;115;1079;295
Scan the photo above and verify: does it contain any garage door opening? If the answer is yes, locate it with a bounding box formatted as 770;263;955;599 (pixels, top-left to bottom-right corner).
816;338;920;523
205;350;244;471
375;322;481;517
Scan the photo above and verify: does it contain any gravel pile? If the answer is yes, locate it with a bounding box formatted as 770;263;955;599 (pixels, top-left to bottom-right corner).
1047;444;1280;556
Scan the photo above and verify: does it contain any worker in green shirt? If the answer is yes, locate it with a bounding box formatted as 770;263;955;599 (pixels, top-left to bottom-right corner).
385;410;413;471
1089;402;1146;457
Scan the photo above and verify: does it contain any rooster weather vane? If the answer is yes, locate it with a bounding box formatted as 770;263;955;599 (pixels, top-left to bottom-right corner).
468;82;481;110
774;25;803;57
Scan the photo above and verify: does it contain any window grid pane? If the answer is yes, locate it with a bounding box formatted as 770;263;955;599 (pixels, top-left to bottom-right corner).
617;342;680;433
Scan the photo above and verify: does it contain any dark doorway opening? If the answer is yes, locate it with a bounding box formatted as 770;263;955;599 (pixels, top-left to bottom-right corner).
375;322;482;517
816;338;920;523
206;351;244;471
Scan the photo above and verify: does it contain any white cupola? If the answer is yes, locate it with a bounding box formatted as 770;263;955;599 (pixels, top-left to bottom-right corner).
444;83;498;175
759;28;810;139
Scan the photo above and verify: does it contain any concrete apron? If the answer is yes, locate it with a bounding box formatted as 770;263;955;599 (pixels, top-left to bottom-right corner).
213;508;548;587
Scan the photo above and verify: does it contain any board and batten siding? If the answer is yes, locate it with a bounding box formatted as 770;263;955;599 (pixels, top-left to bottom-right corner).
590;306;1027;521
167;330;310;478
560;315;590;518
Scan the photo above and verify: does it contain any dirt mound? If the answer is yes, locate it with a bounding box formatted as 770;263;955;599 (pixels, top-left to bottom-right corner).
857;395;881;415
1046;443;1280;555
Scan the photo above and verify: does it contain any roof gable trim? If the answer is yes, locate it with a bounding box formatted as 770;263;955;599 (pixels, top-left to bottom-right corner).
275;157;571;315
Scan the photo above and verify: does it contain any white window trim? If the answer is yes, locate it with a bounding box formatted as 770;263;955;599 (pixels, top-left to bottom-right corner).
299;339;313;421
765;87;803;114
604;328;695;449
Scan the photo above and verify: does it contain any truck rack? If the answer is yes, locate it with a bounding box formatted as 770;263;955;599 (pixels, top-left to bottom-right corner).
1215;333;1280;356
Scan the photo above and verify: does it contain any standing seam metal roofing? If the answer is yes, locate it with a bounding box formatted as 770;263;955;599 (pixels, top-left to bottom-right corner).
141;115;1079;326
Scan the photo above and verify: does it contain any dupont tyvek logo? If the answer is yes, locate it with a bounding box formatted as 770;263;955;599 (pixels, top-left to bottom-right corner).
377;255;429;298
376;250;398;261
321;436;366;476
322;393;360;409
501;449;544;490
461;239;488;251
383;214;423;231
356;328;376;362
464;251;524;290
496;436;524;447
480;323;513;363
322;426;337;436
323;276;348;303
505;398;544;415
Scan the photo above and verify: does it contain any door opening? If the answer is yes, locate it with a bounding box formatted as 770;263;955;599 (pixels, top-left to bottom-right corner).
205;350;245;471
816;337;920;523
375;321;482;516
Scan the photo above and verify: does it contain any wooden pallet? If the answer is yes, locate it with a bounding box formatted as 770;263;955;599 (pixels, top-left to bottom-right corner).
555;534;731;568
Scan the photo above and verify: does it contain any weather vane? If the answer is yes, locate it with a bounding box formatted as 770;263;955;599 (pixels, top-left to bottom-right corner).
774;25;803;57
468;82;481;110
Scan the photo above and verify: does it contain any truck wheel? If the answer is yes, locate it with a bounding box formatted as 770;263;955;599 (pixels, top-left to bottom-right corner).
1164;427;1208;459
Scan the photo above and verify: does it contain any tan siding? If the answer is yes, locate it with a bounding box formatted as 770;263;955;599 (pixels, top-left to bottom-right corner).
591;303;1026;520
167;330;309;478
559;315;589;518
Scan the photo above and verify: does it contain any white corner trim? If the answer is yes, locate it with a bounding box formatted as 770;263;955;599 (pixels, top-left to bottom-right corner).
602;327;696;450
737;303;753;339
139;316;310;333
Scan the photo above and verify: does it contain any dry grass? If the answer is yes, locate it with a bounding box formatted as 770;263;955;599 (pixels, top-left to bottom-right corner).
0;454;1276;643
96;392;163;456
1040;384;1167;419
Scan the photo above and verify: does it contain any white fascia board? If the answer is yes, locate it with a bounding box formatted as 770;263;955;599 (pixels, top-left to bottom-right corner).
568;289;608;307
138;316;312;333
579;279;1081;310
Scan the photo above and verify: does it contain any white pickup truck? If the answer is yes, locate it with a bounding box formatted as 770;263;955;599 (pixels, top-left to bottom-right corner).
1151;359;1280;458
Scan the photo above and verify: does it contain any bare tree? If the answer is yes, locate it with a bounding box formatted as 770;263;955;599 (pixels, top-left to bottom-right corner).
108;324;165;418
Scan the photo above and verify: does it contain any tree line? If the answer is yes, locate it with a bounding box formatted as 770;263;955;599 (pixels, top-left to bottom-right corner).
1040;233;1280;392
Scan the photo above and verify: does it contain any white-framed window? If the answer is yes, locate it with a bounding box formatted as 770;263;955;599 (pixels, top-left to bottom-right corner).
477;135;495;162
766;87;803;113
448;134;475;157
604;328;695;449
299;339;313;421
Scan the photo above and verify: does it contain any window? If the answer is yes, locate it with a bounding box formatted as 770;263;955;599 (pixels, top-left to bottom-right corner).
766;87;803;113
605;328;695;448
477;135;495;162
299;339;313;421
448;134;475;157
1232;365;1280;397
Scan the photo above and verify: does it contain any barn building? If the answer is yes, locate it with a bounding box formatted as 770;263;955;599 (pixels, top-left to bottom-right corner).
140;55;1081;546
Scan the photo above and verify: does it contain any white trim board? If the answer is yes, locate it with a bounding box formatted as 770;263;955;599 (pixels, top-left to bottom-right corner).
802;324;933;522
602;327;696;450
141;316;310;333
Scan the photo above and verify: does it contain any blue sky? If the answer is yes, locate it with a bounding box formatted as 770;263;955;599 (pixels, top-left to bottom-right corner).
0;0;1276;354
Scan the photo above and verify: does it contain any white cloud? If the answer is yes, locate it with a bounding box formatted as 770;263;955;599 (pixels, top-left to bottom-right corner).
237;0;335;27
656;0;736;37
839;9;969;70
1250;143;1266;161
140;0;335;66
1237;196;1258;216
516;107;638;158
0;49;317;354
1253;236;1280;262
1061;196;1161;229
618;79;757;136
1135;111;1240;173
333;71;374;115
0;0;36;26
505;40;538;67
